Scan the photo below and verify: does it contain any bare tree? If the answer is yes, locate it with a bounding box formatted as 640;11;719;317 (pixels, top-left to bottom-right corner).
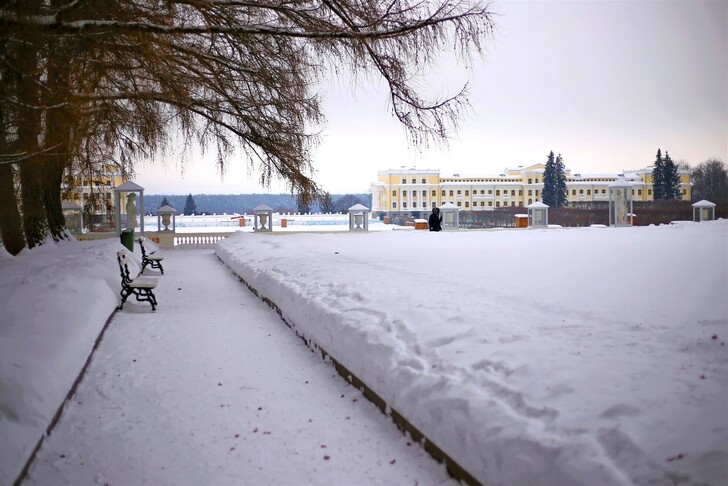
1;0;496;253
691;158;728;206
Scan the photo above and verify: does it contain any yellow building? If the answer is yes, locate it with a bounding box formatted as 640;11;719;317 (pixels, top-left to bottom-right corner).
371;165;691;217
62;164;125;230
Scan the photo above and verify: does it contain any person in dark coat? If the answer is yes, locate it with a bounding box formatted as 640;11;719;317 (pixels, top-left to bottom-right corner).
428;207;442;231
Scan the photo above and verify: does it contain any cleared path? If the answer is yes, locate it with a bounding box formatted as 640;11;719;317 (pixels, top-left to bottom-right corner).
25;249;454;485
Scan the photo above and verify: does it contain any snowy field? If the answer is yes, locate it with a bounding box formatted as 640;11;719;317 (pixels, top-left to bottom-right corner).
216;221;728;485
1;220;726;485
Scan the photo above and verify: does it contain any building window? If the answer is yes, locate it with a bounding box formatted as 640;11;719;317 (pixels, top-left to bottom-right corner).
403;202;407;208
511;190;515;196
536;190;540;196
412;178;416;184
432;190;436;197
528;178;532;184
528;199;532;205
488;201;493;206
648;189;652;195
442;190;446;196
496;190;500;196
488;190;492;195
579;189;584;194
392;190;397;196
422;178;426;183
457;190;461;195
519;190;523;196
403;190;407;196
402;178;406;184
432;202;437;207
392;202;397;208
465;190;469;196
422;190;426;196
587;190;591;195
572;190;576;195
481;190;485;194
465;201;469;208
496;201;500;208
449;190;454;196
456;202;461;207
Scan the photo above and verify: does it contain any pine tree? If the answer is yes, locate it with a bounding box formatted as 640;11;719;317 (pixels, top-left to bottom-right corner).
541;151;557;206
160;196;170;207
663;151;681;200
652;149;665;200
296;193;311;213
183;194;197;215
319;192;335;213
554;153;568;207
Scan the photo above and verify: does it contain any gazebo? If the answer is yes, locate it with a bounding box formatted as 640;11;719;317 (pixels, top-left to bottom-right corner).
608;178;633;227
439;202;460;230
348;204;370;232
527;201;549;229
692;200;716;222
114;181;145;236
253;204;274;232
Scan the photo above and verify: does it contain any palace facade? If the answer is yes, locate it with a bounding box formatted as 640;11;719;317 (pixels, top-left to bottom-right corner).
371;164;691;218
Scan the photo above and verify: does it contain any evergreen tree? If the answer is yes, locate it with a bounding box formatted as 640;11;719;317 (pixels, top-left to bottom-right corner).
183;194;197;215
160;196;170;207
541;151;557;206
319;192;335;213
652;149;665;200
296;193;311;213
554;153;568;207
663;151;681;200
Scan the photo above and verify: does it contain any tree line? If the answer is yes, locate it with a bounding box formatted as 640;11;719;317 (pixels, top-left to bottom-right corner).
539;149;726;208
0;0;496;255
151;193;371;216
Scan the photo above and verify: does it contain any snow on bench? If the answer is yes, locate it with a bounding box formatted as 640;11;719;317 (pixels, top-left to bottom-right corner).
117;250;158;311
137;236;164;275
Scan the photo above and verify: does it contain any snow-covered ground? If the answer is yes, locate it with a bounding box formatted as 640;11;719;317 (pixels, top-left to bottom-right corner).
216;221;728;485
1;220;727;485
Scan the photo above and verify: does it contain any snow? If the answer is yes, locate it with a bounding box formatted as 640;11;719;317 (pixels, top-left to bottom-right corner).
1;220;727;485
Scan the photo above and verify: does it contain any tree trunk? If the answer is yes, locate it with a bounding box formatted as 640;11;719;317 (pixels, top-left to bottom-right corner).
15;0;48;248
0;163;26;255
43;37;72;242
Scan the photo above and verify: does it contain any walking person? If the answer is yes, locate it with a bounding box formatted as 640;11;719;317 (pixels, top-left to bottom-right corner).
428;206;442;232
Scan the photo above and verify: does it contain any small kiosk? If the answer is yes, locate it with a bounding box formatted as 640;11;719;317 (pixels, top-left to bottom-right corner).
692;200;716;222
527;201;549;229
439;202;460;230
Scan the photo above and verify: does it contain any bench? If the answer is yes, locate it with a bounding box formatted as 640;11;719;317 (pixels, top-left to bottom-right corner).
137;236;164;275
117;249;158;311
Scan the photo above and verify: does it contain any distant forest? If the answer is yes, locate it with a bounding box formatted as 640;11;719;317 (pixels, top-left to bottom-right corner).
142;193;372;215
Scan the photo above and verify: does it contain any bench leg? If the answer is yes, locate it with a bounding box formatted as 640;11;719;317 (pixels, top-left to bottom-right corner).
119;286;157;311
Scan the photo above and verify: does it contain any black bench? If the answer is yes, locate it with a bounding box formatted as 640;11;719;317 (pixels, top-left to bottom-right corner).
137;236;165;275
117;249;158;311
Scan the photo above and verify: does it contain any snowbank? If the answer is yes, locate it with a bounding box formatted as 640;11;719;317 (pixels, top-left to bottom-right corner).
216;221;728;485
0;238;134;485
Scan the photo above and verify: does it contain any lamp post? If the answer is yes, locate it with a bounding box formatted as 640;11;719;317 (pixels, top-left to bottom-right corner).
527;201;549;229
692;200;716;222
348;204;370;231
608;178;633;227
253;204;274;232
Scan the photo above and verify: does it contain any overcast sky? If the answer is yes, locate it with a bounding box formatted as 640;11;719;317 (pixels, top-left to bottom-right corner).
134;0;728;195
